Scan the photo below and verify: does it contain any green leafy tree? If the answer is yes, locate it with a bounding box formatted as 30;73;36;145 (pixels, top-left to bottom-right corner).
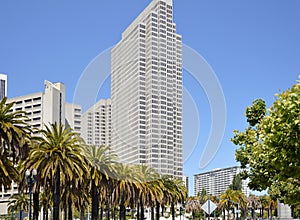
232;77;300;206
229;174;242;191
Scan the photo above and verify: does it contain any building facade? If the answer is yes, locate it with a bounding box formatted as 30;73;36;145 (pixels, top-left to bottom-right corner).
111;0;183;177
7;80;81;133
0;74;7;100
194;166;250;197
0;80;81;216
81;99;111;146
65;103;82;135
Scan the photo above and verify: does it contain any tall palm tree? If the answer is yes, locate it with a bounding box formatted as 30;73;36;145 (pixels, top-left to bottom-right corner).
82;145;117;220
112;163;139;220
0;97;30;188
234;190;248;220
0;150;19;188
220;189;238;220
135;165;163;220
23;123;88;220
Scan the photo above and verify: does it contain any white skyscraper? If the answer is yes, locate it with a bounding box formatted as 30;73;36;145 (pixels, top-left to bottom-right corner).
81;99;111;146
194;166;250;197
111;0;183;177
0;74;7;100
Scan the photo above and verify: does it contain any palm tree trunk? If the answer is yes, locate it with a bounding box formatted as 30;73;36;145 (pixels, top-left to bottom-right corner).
137;202;140;220
140;196;145;220
53;167;60;220
91;180;99;220
223;209;225;220
227;208;230;220
120;192;126;220
100;206;103;220
155;202;160;220
161;205;165;216
151;206;154;220
20;210;23;220
68;197;72;220
171;203;175;220
33;190;39;220
43;202;47;220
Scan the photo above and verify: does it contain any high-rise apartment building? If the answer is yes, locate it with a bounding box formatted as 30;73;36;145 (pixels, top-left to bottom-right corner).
7;80;80;133
65;103;82;135
81;99;111;146
111;0;183;177
0;80;82;216
0;74;7;100
194;166;250;197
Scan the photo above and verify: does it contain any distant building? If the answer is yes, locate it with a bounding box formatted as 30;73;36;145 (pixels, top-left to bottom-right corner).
278;202;292;220
0;74;7;100
65;103;82;135
81;99;111;146
7;80;80;133
111;0;183;178
194;166;250;197
182;176;189;195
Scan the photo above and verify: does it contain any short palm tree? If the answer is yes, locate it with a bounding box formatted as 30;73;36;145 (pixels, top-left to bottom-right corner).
185;196;201;219
23;123;88;220
8;193;29;220
248;195;259;219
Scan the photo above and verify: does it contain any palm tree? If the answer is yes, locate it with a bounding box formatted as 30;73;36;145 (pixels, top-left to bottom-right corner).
248;195;259;220
220;189;238;220
135;165;163;220
234;190;248;220
259;195;269;218
23;123;88;220
0;150;19;188
185;196;201;219
82;145;117;220
8;193;29;220
112;163;139;220
0;97;30;188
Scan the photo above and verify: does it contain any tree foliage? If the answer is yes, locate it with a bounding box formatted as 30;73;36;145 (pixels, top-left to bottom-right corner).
232;77;300;205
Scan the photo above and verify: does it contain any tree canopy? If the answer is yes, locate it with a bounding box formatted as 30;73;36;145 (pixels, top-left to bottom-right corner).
232;77;300;206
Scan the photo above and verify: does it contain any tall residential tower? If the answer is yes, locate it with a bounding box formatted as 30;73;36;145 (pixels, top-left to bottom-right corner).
111;0;183;177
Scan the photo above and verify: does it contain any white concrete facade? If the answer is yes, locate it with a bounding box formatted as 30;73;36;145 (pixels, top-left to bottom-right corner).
0;74;7;100
81;99;111;146
194;166;250;197
111;0;183;177
1;81;82;216
7;80;69;133
65;103;82;135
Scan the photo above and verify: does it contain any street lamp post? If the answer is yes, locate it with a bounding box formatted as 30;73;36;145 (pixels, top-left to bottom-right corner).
25;169;37;220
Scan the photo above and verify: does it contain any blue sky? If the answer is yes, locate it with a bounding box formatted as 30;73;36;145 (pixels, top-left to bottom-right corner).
1;0;300;195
